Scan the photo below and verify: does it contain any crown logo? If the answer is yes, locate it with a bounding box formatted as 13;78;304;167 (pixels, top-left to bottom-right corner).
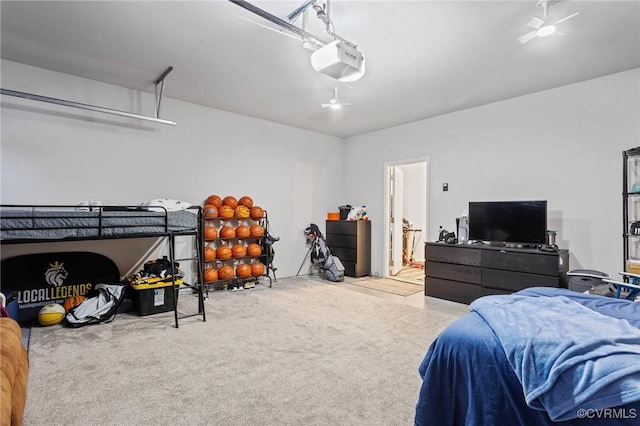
49;261;64;268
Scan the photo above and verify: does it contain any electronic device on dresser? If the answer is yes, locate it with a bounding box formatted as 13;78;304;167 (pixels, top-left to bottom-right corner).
425;199;569;304
468;200;547;248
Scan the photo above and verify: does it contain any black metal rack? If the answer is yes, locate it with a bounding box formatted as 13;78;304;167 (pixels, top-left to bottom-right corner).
202;209;278;294
622;148;640;275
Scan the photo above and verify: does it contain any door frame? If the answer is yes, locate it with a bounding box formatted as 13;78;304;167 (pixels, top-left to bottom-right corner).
383;157;430;279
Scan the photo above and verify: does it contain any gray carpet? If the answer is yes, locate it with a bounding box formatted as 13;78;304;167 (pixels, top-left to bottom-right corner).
23;276;466;426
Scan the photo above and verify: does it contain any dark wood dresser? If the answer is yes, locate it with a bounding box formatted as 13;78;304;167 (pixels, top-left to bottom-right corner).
425;242;569;304
326;220;371;277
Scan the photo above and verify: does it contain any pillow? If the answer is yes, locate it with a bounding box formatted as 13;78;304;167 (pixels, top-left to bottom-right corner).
139;198;191;212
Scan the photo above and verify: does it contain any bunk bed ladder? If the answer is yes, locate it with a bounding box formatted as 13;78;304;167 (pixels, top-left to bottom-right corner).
168;213;206;328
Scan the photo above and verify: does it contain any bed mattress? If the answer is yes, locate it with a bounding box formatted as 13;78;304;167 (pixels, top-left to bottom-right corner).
0;207;198;240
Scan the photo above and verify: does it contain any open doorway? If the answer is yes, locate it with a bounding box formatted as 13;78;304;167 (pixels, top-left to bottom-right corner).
384;159;429;284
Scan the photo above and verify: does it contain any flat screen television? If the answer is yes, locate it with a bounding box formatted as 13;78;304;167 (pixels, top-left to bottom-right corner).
468;200;547;245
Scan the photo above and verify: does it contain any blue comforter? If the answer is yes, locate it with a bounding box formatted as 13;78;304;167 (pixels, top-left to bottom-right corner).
470;293;640;421
415;288;640;425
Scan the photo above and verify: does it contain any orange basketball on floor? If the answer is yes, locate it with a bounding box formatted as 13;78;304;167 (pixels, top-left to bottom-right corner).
250;262;265;277
235;205;250;219
232;244;247;258
204;268;218;282
218;265;234;280
250;206;264;220
216;246;232;260
222;196;238;209
204;246;216;262
218;205;234;218
238;196;254;209
63;295;86;312
203;204;218;219
236;263;252;279
249;224;264;238
235;225;250;239
204;226;218;241
220;226;236;239
206;195;222;208
247;243;262;258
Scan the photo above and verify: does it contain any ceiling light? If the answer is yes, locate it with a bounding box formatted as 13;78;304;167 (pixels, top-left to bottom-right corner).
536;25;556;37
311;40;365;82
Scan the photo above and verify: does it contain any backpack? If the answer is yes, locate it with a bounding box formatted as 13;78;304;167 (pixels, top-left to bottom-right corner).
65;283;127;327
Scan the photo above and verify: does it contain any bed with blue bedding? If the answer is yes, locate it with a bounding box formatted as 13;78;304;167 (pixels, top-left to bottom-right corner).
415;287;640;425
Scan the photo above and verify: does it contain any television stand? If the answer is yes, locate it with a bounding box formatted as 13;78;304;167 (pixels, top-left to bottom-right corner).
424;242;569;304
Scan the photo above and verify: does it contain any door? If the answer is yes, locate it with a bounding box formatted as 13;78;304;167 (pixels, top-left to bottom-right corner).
391;166;404;275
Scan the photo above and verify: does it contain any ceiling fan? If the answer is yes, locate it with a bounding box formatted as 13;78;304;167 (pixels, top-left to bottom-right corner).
518;0;579;44
321;87;351;109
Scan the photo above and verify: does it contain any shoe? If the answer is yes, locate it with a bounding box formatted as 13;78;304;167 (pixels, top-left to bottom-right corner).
89;200;103;211
75;200;90;212
237;286;244;291
230;286;239;292
244;282;255;289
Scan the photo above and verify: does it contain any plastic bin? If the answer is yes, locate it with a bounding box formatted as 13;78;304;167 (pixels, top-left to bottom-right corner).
127;276;182;316
567;269;610;293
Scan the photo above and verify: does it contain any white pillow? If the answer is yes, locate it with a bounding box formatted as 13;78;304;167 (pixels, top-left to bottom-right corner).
140;198;191;212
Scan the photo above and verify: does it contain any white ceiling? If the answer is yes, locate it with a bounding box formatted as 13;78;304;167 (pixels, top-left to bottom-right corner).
1;1;639;138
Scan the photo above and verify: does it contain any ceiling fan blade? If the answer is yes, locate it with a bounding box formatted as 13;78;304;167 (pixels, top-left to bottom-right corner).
518;30;538;44
553;12;579;25
526;16;545;29
235;14;303;42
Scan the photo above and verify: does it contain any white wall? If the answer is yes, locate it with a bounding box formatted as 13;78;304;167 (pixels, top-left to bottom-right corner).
344;68;640;278
0;60;345;279
398;162;427;257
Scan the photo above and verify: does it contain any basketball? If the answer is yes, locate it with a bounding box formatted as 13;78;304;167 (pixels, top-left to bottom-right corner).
235;205;250;219
236;225;250;239
236;263;251;279
232;244;247;258
204;246;216;262
220;225;236;239
206;195;222;208
218;265;234;280
218;205;234;219
204;267;218;282
38;304;65;326
203;204;218;219
222;196;238;209
247;243;262;258
238;196;254;208
63;295;86;313
216;245;232;260
204;226;218;241
250;206;264;220
251;262;265;277
249;224;264;238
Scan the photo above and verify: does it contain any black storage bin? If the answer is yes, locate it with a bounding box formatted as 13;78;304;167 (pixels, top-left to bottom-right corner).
339;205;352;220
130;280;179;316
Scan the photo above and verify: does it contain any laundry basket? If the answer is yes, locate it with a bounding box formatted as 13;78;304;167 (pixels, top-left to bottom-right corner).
567;269;610;293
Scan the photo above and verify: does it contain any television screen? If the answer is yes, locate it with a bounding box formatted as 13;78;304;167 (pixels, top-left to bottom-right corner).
468;200;547;244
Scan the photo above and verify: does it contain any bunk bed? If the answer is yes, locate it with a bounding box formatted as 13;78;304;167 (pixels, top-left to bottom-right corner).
0;204;206;328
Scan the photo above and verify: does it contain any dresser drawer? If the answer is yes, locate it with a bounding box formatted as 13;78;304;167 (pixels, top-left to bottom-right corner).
425;244;481;266
482;250;559;275
482;269;560;292
330;246;357;263
326;221;358;236
426;260;481;285
425;277;483;305
326;233;357;248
